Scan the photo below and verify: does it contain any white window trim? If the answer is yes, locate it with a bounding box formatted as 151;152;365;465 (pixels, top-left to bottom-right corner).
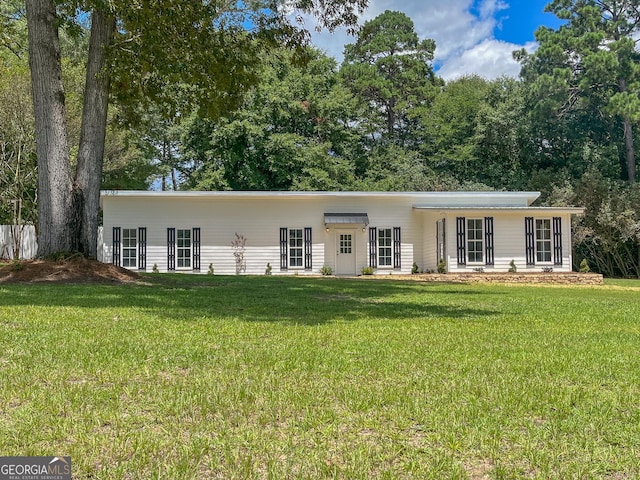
176;228;192;270
535;218;553;264
122;228;137;268
466;218;484;265
377;227;393;269
288;227;304;269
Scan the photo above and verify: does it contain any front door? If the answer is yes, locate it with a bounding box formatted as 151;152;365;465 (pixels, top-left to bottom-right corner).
335;230;356;275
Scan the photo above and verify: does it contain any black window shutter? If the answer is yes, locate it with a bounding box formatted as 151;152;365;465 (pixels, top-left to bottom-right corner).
440;218;446;261
167;228;176;271
393;227;401;269
304;227;312;270
456;217;466;265
112;227;121;266
553;217;563;266
484;217;494;266
138;227;147;270
280;227;288;270
193;227;201;271
525;217;535;266
369;227;377;268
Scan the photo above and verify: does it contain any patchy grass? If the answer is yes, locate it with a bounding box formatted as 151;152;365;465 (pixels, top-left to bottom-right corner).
1;275;639;479
605;278;640;288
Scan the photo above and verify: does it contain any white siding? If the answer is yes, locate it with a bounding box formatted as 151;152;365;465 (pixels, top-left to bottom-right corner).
101;192;578;275
417;212;440;272
102;195;425;275
445;212;574;273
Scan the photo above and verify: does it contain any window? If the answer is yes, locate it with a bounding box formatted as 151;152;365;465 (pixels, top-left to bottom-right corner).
177;229;191;268
280;227;312;270
526;217;561;266
122;228;137;267
339;233;352;254
114;227;147;269
535;219;552;263
289;228;303;267
467;219;483;263
436;219;446;265
369;227;401;269
457;217;493;266
378;228;392;266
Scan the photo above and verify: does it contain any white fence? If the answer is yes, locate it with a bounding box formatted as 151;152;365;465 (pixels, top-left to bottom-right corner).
0;225;37;259
0;225;104;261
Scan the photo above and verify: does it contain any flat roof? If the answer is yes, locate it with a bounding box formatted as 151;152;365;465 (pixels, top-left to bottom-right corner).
100;190;542;206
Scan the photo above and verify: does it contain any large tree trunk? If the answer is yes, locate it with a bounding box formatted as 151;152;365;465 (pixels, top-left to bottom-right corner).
26;0;73;256
622;117;636;183
75;9;116;257
618;79;636;183
386;97;396;138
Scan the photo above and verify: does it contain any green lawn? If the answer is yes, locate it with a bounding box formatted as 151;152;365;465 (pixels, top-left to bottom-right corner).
1;276;639;479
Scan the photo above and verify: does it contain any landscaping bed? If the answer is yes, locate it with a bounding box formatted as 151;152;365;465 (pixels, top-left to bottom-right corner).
398;272;604;285
0;257;140;283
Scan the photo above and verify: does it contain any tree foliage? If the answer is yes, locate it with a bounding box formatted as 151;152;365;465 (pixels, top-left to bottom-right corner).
4;4;640;275
22;0;368;257
184;48;359;191
340;10;440;143
517;0;640;182
0;52;36;227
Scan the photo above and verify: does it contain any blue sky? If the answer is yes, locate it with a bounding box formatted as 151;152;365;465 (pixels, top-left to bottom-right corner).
305;0;564;80
491;0;562;44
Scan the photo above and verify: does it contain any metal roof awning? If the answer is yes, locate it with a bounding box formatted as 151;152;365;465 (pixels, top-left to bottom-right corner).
324;213;369;226
412;205;585;214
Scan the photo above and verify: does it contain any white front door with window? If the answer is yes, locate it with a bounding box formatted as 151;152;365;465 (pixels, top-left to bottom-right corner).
335;230;356;275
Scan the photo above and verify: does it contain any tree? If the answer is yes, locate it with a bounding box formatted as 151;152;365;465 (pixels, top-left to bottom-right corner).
516;0;640;183
0;0;27;58
24;0;367;258
419;75;490;183
473;77;530;189
0;52;37;255
340;10;440;144
568;170;640;277
184;48;360;191
101;122;158;191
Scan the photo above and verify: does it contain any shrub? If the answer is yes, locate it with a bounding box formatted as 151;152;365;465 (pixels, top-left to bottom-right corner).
231;233;247;275
579;259;591;273
152;263;159;273
542;267;554;273
361;266;374;275
411;262;419;274
320;265;333;276
437;259;447;274
265;263;272;275
472;267;485;273
207;263;214;275
508;259;517;273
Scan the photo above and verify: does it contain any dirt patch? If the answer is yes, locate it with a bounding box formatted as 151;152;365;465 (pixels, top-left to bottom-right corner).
0;257;141;284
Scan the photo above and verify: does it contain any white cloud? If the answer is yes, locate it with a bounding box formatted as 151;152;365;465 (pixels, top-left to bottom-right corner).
438;39;536;80
301;0;536;80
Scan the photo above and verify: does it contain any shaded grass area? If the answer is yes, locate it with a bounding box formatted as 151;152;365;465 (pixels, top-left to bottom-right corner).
1;275;639;479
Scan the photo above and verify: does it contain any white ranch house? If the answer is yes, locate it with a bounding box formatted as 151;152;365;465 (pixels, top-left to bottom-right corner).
100;190;583;275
